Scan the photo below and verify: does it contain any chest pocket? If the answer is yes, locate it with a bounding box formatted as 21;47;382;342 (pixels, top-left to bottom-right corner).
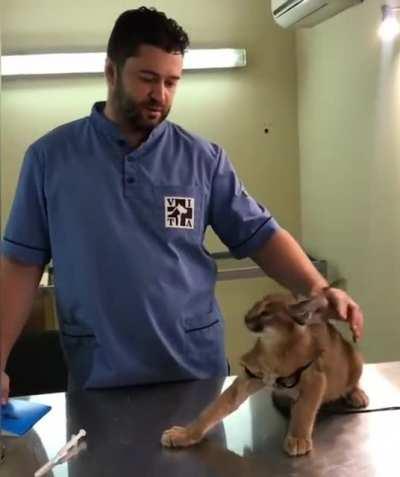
153;185;204;242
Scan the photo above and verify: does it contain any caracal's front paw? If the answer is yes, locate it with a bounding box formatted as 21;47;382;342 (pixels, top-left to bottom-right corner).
283;434;312;456
161;426;202;448
345;387;369;408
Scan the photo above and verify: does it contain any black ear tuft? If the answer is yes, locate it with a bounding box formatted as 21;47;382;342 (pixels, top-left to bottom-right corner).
288;295;329;325
245;311;271;332
290;310;312;326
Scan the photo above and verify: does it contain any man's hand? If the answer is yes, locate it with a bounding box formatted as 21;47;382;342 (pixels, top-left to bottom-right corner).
320;287;364;341
1;371;10;404
250;230;364;341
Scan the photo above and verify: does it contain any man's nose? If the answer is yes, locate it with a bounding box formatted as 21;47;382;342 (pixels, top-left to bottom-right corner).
150;82;166;103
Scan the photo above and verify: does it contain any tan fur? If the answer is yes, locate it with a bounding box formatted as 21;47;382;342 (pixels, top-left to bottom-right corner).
161;292;369;456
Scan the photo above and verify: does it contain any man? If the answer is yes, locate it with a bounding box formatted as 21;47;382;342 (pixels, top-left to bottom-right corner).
0;7;363;401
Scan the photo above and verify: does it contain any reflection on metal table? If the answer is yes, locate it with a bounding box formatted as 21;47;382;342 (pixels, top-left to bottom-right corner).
1;362;400;476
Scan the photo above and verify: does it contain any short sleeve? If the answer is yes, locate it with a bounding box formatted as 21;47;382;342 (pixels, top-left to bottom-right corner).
209;148;280;259
1;144;51;265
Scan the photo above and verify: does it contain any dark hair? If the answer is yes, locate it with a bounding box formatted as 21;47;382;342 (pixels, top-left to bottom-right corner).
107;7;190;68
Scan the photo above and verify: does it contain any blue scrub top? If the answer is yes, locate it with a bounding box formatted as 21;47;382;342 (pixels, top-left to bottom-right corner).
2;102;280;389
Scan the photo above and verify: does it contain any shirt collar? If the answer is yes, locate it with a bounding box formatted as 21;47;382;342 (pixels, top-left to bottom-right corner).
89;101;168;151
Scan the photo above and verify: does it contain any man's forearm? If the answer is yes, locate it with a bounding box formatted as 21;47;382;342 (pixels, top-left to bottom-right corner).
250;228;328;297
0;255;44;369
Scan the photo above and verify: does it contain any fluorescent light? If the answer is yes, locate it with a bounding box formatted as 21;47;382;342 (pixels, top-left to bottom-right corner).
183;49;246;70
2;53;107;76
1;49;246;77
379;5;400;42
379;16;400;42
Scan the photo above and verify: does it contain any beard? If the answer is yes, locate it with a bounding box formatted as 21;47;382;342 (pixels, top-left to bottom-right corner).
113;75;170;132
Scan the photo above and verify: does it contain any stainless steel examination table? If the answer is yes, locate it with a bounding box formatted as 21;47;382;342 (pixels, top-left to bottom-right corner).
1;362;399;476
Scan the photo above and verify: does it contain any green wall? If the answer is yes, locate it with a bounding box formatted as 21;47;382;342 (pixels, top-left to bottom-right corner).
297;0;400;362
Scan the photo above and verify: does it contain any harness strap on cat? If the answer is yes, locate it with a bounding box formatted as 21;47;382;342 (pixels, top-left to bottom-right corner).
275;360;314;389
243;366;263;379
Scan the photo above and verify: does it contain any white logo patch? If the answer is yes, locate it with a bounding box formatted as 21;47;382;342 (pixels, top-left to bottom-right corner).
165;196;195;229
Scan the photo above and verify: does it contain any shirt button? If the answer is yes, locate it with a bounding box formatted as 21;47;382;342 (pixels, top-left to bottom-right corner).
127;177;135;184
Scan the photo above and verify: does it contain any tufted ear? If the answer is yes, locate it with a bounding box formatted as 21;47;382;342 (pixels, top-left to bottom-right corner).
288;295;329;325
244;294;296;332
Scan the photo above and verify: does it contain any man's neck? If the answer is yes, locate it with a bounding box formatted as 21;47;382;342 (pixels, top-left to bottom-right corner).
103;101;149;149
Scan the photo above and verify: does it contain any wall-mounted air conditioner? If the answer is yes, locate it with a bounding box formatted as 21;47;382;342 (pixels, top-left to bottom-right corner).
271;0;364;29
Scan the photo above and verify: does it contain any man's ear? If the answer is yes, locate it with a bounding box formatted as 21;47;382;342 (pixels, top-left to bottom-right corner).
288;295;329;325
105;58;117;89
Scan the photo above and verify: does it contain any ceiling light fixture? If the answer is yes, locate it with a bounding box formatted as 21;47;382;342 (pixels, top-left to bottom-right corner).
1;49;247;77
379;4;400;42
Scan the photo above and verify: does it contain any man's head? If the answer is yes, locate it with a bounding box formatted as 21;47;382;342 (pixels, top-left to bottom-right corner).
105;7;189;132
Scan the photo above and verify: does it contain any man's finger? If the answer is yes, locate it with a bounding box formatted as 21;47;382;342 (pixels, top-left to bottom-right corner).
336;301;348;321
348;304;364;341
326;290;347;320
